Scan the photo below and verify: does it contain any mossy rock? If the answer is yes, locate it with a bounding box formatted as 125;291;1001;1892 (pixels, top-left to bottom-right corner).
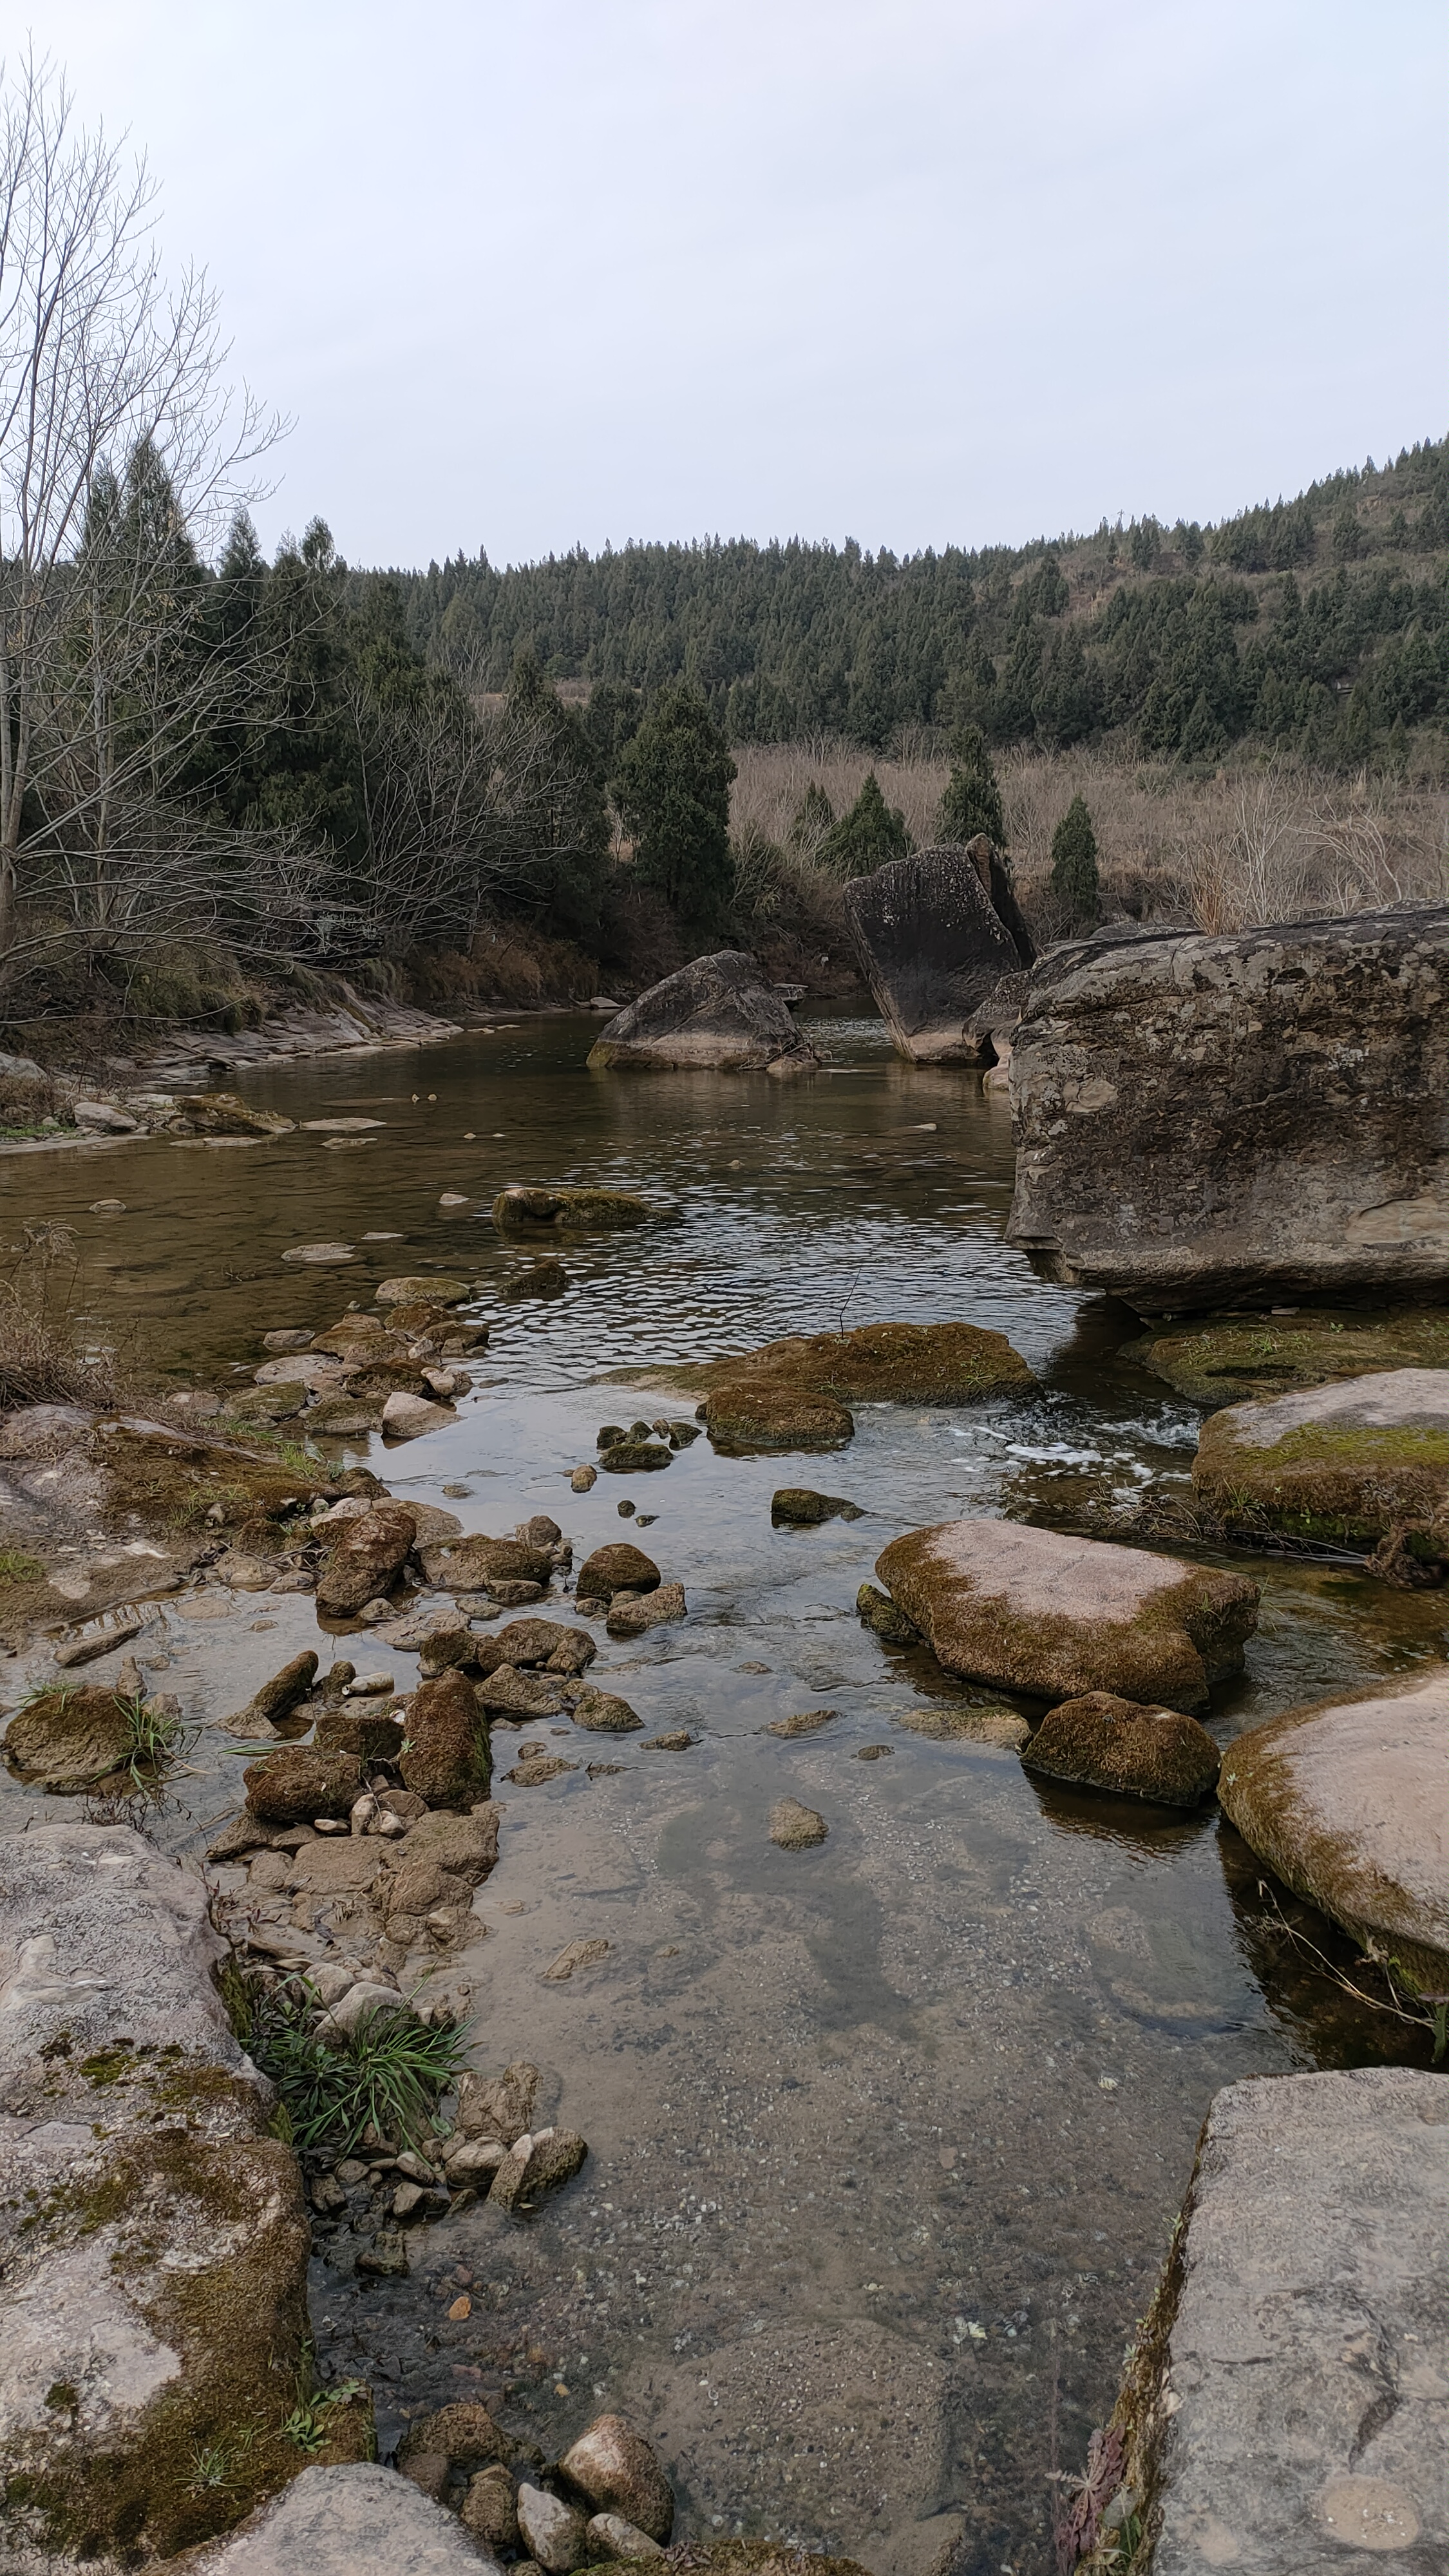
3;1685;136;1790
703;1382;854;1453
0;2123;370;2564
492;1185;667;1231
699;1318;1035;1406
856;1581;922;1644
306;1396;385;1435
1022;1690;1220;1804
1191;1367;1449;1547
314;1704;406;1764
875;1518;1258;1711
94;1422;329;1540
898;1702;1030;1750
400;1671;492;1806
374;1274;471;1306
229;1380;310;1424
244;1746;364;1824
596;1439;674;1472
772;1488;863;1524
1218;1667;1449;1991
1127;1306;1449;1408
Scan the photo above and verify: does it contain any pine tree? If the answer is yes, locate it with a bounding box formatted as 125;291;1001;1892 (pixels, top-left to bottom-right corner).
819;772;913;878
611;681;736;924
1050;795;1099;921
937;724;1005;844
1332;505;1361;562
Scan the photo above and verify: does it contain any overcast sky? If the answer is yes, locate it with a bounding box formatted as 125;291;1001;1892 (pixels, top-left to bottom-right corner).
20;0;1449;569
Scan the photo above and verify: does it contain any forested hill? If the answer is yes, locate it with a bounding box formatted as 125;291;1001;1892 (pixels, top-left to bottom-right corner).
389;439;1449;763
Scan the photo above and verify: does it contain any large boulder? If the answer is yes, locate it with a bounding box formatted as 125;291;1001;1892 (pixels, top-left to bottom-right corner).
1007;904;1449;1309
189;2463;487;2573
586;951;820;1072
1191;1367;1449;1548
1217;1667;1449;1991
1126;1305;1449;1408
1106;2068;1448;2576
842;841;1035;1064
873;1519;1258;1711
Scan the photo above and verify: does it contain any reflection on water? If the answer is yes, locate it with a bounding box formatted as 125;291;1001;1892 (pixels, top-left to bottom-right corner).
2;1011;1442;2576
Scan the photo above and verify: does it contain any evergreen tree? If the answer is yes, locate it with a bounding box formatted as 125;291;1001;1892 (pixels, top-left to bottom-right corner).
611;680;735;923
1050;795;1099;921
819;772;912;878
937;724;1005;844
1332;505;1361;562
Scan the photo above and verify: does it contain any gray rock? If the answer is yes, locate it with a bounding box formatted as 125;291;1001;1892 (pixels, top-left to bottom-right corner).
516;2481;589;2571
73;1097;139;1132
1218;1667;1449;1989
560;2416;674;2542
843;842;1034;1063
587;950;821;1072
586;2514;665;2561
382;1388;455;1440
1007;904;1449;1308
1119;2068;1448;2575
190;2462;497;2573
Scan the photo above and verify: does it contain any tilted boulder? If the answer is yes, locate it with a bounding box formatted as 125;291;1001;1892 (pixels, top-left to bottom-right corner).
1007;904;1449;1309
843;840;1035;1063
1217;1667;1449;1991
873;1519;1258;1711
587;950;820;1072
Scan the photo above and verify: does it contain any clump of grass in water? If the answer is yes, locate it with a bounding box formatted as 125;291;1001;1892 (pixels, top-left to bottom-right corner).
112;1688;191;1791
0;1222;141;1411
249;1983;471;2157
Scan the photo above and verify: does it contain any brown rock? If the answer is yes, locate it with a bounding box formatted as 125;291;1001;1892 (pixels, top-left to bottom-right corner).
477;1665;568;1716
313;1703;407;1763
856;1581;923;1643
316;1501;417;1615
874;1518;1258;1711
457;2060;538;2143
399;2399;507;2472
605;1582;687;1640
244;1746;364;1824
491;1618;596;1672
3;1686;136;1790
568;1687;643;1734
576;1544;660;1601
898;1703;1030;1750
767;1709;838;1738
400;1670;492;1806
176;1089;296;1137
771;1487;864;1524
585;951;819;1074
770;1797;828;1849
560;2415;674;2543
544;1937;610;1981
491;2129;589;2211
703;1381;853;1452
1022;1690;1221;1803
696;1320;1036;1456
421;1533;553;1592
1191;1368;1449;1548
400;1806;500;1884
234;1650;319;1730
464;2463;521;2552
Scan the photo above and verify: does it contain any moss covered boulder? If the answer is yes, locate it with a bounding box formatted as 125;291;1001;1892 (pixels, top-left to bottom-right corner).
772;1487;863;1524
1218;1667;1449;1990
1191;1367;1449;1549
1126;1305;1449;1408
492;1184;667;1231
244;1745;364;1824
576;1542;659;1601
3;1683;137;1790
374;1274;471;1305
1022;1690;1221;1804
874;1519;1258;1711
693;1320;1034;1453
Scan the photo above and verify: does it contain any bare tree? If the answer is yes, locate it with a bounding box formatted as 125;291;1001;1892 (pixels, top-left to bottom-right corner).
0;47;280;985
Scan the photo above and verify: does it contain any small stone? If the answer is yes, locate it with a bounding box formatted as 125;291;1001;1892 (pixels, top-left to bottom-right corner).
899;1703;1031;1750
560;2416;674;2543
854;1743;894;1760
768;1707;838;1738
606;1582;686;1640
392;2181;424;2218
382;1388;455;1440
642;1730;693;1752
772;1487;864;1525
770;1796;828;1849
355;2228;409;2277
576;1542;659;1600
586;2513;665;2562
516;2482;589;2573
448;2293;473;2320
570;1687;643;1734
400;2450;450;2501
544;1937;610;1980
464;2463;521;2552
571;1465;598;1492
263;1327;314;1351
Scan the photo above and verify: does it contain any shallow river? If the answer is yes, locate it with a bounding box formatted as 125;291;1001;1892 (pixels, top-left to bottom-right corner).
3;1012;1443;2576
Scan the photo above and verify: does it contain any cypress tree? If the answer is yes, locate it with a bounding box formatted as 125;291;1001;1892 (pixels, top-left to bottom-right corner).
937;724;1005;845
1050;795;1099;921
819;772;912;878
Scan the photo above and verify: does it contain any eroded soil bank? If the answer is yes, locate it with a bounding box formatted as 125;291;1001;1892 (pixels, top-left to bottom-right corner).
1;1012;1441;2576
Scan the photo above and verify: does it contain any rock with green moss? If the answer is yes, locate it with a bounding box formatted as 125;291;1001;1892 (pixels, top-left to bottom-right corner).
856;1581;922;1643
772;1487;864;1524
399;1671;492;1807
374;1274;471;1305
705;1383;855;1452
1022;1690;1220;1803
3;1683;137;1790
874;1519;1258;1711
244;1745;365;1825
1217;1667;1449;1991
0;1823;372;2562
1124;1305;1449;1408
492;1184;668;1231
694;1320;1036;1457
898;1702;1030;1750
1191;1367;1449;1549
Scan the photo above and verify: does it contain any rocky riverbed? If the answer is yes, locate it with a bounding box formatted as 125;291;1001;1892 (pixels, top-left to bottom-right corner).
0;1008;1443;2575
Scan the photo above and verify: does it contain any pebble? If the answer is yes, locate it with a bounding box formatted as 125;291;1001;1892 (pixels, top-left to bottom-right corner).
855;1743;894;1761
571;1465;598;1492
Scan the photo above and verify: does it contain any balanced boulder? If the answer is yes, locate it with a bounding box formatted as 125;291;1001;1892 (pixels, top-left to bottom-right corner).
1007;904;1449;1309
1218;1667;1449;1990
843;842;1035;1063
873;1519;1258;1711
1191;1367;1449;1549
1022;1690;1221;1804
587;950;820;1072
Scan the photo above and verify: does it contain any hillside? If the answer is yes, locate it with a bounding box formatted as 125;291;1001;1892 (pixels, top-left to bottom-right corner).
392;440;1449;767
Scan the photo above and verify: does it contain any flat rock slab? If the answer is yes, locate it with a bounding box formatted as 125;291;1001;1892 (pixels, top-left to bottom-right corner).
1192;1366;1449;1546
843;843;1034;1063
1218;1666;1449;1987
1124;2067;1448;2576
874;1519;1258;1711
190;2462;489;2573
1005;904;1449;1309
1127;1307;1449;1408
586;950;820;1072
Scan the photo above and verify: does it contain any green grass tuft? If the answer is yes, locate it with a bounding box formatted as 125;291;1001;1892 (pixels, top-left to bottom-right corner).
249;1984;471;2157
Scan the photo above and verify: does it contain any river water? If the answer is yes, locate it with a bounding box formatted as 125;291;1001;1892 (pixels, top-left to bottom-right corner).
3;1012;1443;2576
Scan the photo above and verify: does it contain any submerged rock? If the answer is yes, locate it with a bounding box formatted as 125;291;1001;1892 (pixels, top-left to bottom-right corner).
571;1687;644;1733
697;1318;1035;1453
898;1703;1030;1750
606;1582;687;1638
770;1796;828;1849
374;1273;471;1305
586;951;820;1073
1022;1690;1220;1803
1108;2068;1449;2576
1191;1367;1449;1549
3;1683;137;1788
1217;1667;1449;1989
842;841;1035;1063
874;1519;1258;1710
705;1382;853;1452
767;1709;838;1739
1006;904;1449;1308
1125;1305;1449;1408
856;1581;923;1645
177;1088;296;1137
